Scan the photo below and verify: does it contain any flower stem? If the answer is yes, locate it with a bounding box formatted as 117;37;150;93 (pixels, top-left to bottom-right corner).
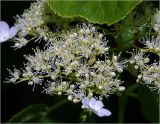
79;110;95;123
117;83;139;123
46;99;68;115
79;109;88;123
118;95;127;123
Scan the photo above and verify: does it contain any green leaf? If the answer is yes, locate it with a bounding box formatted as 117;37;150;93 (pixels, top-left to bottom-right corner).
47;0;142;25
138;85;159;123
7;104;49;123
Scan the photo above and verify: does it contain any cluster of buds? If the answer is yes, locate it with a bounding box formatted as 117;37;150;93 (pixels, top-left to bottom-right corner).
6;24;126;104
13;0;47;48
129;35;160;92
137;62;160;92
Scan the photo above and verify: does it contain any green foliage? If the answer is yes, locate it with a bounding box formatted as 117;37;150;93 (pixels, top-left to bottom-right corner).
7;104;49;123
79;109;88;123
118;83;138;123
138;85;159;123
7;99;68;123
114;2;154;50
47;0;142;25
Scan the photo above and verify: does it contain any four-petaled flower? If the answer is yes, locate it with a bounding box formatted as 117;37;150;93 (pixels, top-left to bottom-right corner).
0;21;18;43
82;97;111;117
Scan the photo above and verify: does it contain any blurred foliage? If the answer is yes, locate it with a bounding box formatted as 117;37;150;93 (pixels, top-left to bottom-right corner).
114;1;156;51
138;85;159;123
7;99;68;123
7;104;49;123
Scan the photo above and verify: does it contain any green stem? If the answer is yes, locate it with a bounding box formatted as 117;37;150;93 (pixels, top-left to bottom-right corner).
118;83;139;123
79;110;95;123
79;109;87;123
88;111;95;123
118;95;127;123
46;99;68;115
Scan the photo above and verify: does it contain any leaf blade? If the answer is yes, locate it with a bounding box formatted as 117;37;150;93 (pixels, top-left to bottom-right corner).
47;0;142;25
7;104;49;123
138;85;159;123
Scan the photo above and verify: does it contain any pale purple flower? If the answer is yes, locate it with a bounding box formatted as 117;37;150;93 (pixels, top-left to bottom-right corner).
0;21;18;43
82;97;111;117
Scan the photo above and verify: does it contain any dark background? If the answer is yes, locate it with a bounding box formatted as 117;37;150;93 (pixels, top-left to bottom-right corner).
1;1;157;123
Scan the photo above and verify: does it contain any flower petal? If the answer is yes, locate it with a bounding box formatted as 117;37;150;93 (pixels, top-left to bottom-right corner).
9;26;18;38
82;97;90;109
0;21;9;34
94;100;104;111
96;108;111;117
0;21;10;42
0;34;10;42
89;97;96;109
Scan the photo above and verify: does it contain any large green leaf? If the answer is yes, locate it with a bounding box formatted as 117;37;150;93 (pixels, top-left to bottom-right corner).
138;85;159;123
7;104;49;123
47;0;142;25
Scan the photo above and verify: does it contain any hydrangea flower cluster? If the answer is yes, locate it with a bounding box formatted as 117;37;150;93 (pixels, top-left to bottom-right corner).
6;24;126;106
128;9;160;92
129;36;160;92
140;36;160;56
13;0;47;48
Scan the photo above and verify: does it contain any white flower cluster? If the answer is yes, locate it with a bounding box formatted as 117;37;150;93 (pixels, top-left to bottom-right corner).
129;36;160;93
137;62;160;92
153;10;160;35
13;0;47;48
6;24;126;103
140;36;160;56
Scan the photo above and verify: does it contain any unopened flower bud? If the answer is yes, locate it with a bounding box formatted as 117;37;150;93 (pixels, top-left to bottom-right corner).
117;68;123;73
81;105;85;109
28;81;33;85
92;27;95;31
58;92;62;95
73;33;77;36
68;95;72;101
105;47;109;51
99;34;103;38
98;85;103;89
90;72;95;76
118;86;125;91
113;56;118;61
85;73;89;79
73;99;79;103
130;60;135;64
134;65;139;69
110;72;116;77
144;58;149;63
88;92;93;97
138;74;142;79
